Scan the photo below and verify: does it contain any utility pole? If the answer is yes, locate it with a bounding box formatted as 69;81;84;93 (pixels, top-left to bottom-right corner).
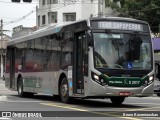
98;0;105;17
0;19;3;78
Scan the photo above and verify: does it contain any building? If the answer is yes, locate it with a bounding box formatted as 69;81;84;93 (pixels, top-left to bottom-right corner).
12;25;37;39
12;25;36;39
36;0;104;29
0;34;11;78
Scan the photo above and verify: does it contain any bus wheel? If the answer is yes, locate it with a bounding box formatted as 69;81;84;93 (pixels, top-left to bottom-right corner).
18;78;34;97
110;97;125;105
17;77;25;97
60;78;71;103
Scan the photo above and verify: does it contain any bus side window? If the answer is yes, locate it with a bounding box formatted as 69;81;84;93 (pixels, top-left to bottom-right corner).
50;36;61;70
61;39;73;69
34;38;43;71
42;36;52;70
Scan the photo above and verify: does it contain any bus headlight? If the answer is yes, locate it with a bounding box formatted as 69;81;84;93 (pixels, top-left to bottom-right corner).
93;74;99;80
149;76;153;81
143;76;154;86
91;72;100;83
148;76;154;85
91;72;107;86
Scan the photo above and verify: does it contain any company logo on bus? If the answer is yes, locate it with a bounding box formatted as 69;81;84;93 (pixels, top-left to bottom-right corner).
124;79;128;84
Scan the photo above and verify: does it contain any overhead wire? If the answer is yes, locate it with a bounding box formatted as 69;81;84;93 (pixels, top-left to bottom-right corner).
4;8;36;26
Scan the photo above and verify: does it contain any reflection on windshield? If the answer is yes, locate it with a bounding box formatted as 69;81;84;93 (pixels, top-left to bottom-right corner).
93;33;152;69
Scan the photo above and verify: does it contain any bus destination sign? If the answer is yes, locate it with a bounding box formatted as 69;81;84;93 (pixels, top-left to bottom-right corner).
98;22;143;31
91;21;149;32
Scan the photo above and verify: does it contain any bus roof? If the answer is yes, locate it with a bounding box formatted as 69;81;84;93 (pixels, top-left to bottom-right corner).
7;19;87;46
90;16;149;25
7;16;148;46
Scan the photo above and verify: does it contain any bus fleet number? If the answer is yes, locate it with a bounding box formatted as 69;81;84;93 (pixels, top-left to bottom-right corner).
129;81;140;85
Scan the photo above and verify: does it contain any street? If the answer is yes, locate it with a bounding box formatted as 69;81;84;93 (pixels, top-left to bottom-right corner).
0;79;160;120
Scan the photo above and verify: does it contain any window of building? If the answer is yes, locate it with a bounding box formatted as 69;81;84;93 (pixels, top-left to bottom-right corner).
51;0;58;4
63;13;76;22
38;15;40;27
47;0;58;4
42;0;45;5
42;15;46;25
47;0;50;4
48;12;57;23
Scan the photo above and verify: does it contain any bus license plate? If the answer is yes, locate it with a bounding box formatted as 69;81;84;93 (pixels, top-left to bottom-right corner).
119;92;131;96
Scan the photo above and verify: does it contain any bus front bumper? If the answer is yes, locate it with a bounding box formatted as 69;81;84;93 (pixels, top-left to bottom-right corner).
105;82;154;97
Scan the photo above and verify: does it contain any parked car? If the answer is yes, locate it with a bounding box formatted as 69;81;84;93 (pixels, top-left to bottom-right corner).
154;78;160;96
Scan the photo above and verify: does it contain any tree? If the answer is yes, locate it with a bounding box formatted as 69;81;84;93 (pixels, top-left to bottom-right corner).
105;0;160;33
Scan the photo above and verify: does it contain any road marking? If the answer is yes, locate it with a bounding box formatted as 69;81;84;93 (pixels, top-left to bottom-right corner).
41;103;88;111
110;102;160;113
4;100;50;103
125;105;160;111
143;117;160;120
127;97;160;99
41;103;141;120
125;102;160;105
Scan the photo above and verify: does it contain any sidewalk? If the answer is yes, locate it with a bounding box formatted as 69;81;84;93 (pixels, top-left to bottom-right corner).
0;79;17;96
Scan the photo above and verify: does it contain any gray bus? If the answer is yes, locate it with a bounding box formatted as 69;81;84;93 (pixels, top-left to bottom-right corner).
5;17;154;104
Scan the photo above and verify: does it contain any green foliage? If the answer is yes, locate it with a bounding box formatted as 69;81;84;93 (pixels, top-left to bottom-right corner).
105;0;160;33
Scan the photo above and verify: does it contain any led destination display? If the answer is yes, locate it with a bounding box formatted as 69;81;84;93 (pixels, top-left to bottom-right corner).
99;22;143;31
91;21;149;32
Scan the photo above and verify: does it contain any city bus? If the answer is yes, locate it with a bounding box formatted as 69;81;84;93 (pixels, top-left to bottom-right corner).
5;17;154;104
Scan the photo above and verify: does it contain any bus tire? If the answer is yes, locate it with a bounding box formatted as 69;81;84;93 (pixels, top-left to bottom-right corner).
17;77;34;97
60;77;72;103
110;97;125;105
17;77;26;97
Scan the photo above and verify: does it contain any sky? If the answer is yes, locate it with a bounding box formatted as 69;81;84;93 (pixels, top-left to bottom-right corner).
0;0;38;36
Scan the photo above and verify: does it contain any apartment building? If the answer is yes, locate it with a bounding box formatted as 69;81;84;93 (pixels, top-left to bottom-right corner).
36;0;102;29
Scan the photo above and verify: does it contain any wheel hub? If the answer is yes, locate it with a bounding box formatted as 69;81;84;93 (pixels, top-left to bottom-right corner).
18;84;22;94
61;84;68;97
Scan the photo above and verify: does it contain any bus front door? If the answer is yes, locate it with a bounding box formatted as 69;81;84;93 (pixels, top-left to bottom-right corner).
73;32;87;94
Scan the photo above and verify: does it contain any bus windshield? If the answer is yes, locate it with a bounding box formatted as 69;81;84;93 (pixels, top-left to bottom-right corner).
93;32;152;70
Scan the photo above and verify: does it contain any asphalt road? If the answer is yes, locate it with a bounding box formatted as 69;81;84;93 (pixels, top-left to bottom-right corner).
0;79;160;120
